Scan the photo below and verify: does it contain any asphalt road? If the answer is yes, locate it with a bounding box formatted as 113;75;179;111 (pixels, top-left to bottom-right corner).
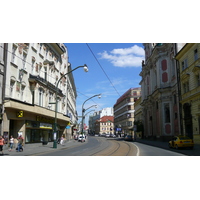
134;142;185;156
33;136;186;156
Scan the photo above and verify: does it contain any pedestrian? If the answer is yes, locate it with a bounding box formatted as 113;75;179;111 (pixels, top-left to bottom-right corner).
0;136;5;155
17;135;24;152
60;135;64;145
9;135;14;151
14;138;18;149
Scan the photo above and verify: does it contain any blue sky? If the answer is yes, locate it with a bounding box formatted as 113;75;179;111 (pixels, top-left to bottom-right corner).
64;43;145;125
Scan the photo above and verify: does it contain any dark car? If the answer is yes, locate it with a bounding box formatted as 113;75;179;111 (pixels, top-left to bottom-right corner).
124;135;133;141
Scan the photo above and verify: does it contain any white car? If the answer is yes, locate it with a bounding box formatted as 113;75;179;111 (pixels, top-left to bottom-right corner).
78;135;86;142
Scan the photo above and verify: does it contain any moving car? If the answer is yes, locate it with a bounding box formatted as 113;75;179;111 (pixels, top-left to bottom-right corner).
124;135;133;141
169;136;194;149
78;135;86;142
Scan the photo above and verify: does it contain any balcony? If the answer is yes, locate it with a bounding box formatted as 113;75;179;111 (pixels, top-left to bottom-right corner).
29;74;64;96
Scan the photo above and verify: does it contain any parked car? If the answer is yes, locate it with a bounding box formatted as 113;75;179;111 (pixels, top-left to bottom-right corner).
169;136;194;149
105;134;110;138
124;135;133;141
78;135;86;142
110;134;116;138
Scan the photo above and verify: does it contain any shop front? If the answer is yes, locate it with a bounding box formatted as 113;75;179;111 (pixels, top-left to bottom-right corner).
26;120;53;143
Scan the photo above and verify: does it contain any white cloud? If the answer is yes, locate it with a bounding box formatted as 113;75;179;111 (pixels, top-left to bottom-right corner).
98;45;145;67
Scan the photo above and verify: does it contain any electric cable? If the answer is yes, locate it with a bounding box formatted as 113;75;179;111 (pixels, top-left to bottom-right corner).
86;43;121;97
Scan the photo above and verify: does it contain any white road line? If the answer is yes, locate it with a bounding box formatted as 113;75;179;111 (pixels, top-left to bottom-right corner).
133;143;140;156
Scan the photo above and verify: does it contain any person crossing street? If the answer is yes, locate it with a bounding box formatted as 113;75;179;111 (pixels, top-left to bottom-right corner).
0;136;5;155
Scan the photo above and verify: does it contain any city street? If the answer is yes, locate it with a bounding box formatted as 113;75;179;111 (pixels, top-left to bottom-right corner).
1;136;189;156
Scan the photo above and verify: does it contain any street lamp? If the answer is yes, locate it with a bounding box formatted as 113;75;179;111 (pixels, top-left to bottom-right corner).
83;105;97;113
44;60;89;148
81;94;101;134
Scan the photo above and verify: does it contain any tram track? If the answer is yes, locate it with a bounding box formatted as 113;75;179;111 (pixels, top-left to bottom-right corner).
91;139;137;156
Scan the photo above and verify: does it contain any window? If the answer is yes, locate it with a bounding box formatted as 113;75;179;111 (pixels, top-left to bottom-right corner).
196;74;200;86
39;88;44;106
194;49;198;61
22;53;27;69
21;85;25;101
183;82;189;93
44;67;47;81
10;80;15;97
181;59;188;71
11;45;17;63
164;104;170;123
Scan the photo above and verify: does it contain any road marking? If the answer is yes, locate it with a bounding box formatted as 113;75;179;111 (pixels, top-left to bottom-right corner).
133;143;140;156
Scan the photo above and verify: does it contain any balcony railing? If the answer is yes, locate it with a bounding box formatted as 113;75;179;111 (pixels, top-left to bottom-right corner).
29;74;64;96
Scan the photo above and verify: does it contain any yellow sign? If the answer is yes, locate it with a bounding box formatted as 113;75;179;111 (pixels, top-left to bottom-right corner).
17;111;23;117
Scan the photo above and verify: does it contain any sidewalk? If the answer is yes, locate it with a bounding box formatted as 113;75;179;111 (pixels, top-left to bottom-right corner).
0;139;80;156
1;137;200;156
135;138;200;156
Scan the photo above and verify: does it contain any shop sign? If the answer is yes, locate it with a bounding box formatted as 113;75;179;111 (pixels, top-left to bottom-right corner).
40;123;52;129
17;111;23;117
36;116;54;124
66;125;70;129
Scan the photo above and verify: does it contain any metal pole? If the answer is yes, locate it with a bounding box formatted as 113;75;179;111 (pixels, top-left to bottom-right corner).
81;94;101;134
53;65;88;148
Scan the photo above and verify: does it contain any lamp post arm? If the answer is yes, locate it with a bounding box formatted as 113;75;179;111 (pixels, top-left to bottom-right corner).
81;94;101;134
53;65;88;148
56;65;86;88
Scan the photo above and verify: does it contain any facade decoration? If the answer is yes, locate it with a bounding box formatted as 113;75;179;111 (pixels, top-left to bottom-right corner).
140;43;185;141
1;43;78;143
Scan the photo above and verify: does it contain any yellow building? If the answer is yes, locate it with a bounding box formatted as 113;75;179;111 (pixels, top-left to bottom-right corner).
176;43;200;143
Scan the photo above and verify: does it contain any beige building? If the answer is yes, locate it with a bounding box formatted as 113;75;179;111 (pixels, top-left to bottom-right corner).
2;43;78;143
175;43;200;142
95;116;114;135
0;44;7;136
114;87;141;137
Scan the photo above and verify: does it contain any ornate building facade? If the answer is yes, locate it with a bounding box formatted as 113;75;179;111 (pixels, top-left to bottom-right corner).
1;43;78;143
140;43;185;141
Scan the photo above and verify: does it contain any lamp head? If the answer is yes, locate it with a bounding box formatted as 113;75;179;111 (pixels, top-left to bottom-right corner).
98;94;101;99
83;64;89;72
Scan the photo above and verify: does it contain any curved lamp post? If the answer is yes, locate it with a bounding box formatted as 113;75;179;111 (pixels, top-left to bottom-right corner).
44;60;89;148
81;94;101;134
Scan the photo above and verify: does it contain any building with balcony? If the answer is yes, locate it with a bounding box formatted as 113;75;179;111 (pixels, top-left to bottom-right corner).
114;87;141;137
2;43;78;143
175;43;200;142
140;43;185;141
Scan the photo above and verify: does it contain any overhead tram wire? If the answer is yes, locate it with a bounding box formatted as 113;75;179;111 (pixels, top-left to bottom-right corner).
77;90;103;110
86;43;121;97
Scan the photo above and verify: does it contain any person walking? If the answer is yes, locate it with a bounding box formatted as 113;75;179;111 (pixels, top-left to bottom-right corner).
17;135;24;152
0;136;5;155
60;135;64;145
9;135;14;151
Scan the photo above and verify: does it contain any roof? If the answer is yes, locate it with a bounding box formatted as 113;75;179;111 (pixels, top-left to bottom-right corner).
99;116;114;123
